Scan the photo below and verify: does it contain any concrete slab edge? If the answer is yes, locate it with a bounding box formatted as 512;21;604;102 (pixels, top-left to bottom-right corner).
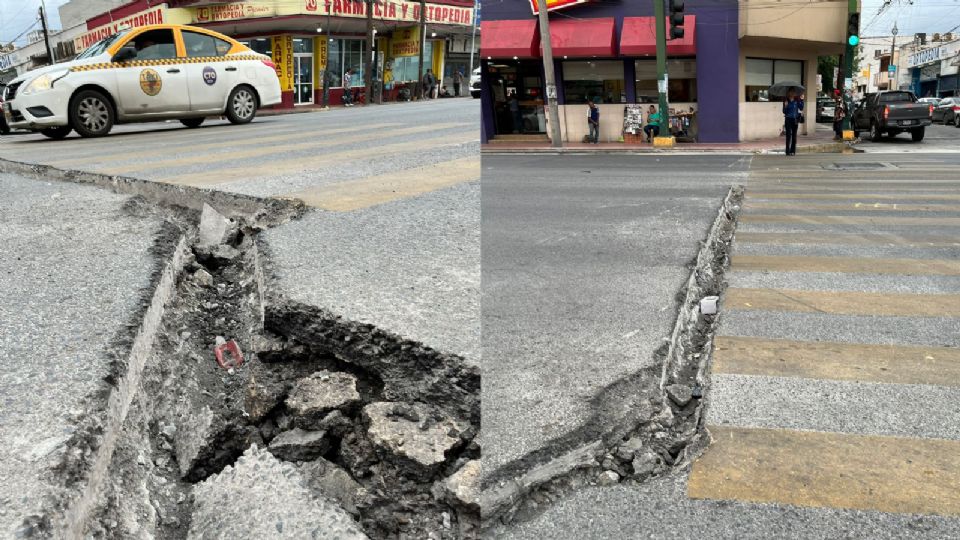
0;157;305;228
57;234;190;538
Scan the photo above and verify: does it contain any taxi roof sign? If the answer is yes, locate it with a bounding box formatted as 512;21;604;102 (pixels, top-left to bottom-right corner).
529;0;592;15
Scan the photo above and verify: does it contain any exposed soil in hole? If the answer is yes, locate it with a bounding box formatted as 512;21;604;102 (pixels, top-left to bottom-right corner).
84;208;480;539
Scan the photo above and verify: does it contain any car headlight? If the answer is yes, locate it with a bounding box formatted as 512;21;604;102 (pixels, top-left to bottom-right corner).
21;70;70;95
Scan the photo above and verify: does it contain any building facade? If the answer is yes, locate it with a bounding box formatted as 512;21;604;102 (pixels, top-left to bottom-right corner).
479;0;851;143
2;0;478;106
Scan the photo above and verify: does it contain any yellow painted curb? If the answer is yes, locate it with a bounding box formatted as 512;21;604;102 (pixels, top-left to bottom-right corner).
653;136;676;148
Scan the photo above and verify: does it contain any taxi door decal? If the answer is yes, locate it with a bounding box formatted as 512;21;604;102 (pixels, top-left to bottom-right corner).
139;68;163;96
202;66;217;85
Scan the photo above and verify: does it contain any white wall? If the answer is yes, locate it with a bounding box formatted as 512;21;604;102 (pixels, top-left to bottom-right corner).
738;42;817;141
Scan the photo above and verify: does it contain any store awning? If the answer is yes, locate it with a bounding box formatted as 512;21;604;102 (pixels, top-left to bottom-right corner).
548;17;617;57
620;15;697;56
480;20;541;58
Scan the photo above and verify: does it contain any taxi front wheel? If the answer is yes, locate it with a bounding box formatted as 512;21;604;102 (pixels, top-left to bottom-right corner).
226;86;257;125
69;89;114;137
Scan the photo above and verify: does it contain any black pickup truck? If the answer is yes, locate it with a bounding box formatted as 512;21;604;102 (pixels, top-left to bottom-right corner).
852;90;933;142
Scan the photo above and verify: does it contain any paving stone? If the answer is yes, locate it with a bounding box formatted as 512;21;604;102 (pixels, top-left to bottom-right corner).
188;445;368;539
286;371;361;417
363;402;467;469
268;428;330;462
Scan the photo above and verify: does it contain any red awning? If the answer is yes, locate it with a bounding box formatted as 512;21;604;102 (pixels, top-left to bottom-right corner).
620;15;697;56
480;20;541;58
548;17;617;57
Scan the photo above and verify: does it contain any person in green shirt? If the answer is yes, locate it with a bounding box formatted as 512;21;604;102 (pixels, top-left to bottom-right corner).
643;105;662;142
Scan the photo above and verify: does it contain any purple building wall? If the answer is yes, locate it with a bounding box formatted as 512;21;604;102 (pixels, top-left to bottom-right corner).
481;0;740;143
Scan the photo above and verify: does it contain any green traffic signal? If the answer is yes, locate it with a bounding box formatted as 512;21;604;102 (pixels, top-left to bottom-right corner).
848;35;859;46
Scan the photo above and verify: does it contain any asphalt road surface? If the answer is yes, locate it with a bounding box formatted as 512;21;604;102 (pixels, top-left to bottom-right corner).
0;99;481;364
490;152;960;539
482;155;744;478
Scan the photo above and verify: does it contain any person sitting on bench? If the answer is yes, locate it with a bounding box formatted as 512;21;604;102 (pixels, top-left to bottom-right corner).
643;105;662;142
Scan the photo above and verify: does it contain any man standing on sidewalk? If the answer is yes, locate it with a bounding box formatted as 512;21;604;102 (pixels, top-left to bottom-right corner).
422;69;437;99
453;69;463;97
588;100;600;144
343;68;355;106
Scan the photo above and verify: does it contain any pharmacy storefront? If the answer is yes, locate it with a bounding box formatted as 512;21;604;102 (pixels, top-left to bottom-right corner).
77;0;476;108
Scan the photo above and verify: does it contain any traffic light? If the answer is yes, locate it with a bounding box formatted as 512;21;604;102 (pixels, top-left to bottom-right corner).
669;0;684;40
847;12;860;46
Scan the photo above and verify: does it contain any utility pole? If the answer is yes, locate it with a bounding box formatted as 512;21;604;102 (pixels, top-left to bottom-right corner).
536;0;562;148
467;0;477;79
417;0;426;99
889;22;898;91
38;2;55;66
653;0;669;139
365;0;374;106
841;0;859;134
322;9;331;108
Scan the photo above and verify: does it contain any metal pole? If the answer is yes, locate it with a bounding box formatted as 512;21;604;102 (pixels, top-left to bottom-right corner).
417;0;426;99
365;0;374;105
468;0;477;88
322;8;331;108
536;0;562;148
654;0;669;137
841;0;857;131
889;23;898;90
39;3;55;65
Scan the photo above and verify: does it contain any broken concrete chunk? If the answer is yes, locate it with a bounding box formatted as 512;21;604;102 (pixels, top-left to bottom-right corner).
192;268;213;287
615;437;644;462
187;445;368;540
244;373;284;423
632;451;659;479
268;428;330;462
598;470;620;486
287;371;361;417
666;384;694;407
197;203;237;250
364;402;466;470
434;459;480;511
298;457;366;516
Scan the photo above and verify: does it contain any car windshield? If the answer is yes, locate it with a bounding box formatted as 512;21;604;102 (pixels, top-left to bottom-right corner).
879;91;914;103
75;30;129;60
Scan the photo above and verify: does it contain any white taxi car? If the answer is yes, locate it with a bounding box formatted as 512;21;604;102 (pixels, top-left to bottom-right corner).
2;24;281;139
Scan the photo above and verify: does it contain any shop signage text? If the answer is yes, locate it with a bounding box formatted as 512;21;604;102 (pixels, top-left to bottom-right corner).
529;0;592;15
908;46;941;68
77;5;171;52
188;0;473;26
391;26;420;57
0;52;18;71
272;35;294;92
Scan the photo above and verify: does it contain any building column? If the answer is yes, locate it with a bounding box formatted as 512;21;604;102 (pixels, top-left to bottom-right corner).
272;34;295;108
624;59;636;103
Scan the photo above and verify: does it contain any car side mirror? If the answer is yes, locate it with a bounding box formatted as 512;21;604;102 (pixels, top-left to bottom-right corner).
112;46;137;63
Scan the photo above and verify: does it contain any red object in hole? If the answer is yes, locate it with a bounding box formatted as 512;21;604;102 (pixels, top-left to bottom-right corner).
214;339;244;369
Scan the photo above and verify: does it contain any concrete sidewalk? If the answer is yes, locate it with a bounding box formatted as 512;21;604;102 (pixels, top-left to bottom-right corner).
484;129;850;155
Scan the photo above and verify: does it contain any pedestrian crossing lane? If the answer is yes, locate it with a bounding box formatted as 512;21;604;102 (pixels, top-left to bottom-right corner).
688;166;960;517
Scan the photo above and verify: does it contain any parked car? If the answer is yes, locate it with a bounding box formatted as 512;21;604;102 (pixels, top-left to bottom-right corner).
932;97;960;126
470;66;480;99
918;97;941;108
2;24;281;139
851;90;933;142
816;97;835;122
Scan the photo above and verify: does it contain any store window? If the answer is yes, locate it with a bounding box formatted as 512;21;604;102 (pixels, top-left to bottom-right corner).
240;38;272;56
391;41;434;82
562;60;624;104
324;38;366;87
745;58;803;101
635;59;697;103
